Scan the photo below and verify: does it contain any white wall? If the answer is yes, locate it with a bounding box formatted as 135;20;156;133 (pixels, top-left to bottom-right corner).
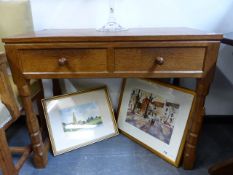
31;0;233;32
30;0;233;114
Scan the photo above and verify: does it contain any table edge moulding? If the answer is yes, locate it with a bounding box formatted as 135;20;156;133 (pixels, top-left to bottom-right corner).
2;28;223;170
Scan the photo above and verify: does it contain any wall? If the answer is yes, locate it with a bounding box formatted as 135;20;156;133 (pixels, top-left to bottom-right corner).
30;0;233;114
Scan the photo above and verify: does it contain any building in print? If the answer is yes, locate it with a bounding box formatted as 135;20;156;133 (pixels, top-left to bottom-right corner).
147;100;165;117
128;89;142;114
139;96;150;116
128;90;137;111
126;88;181;144
161;102;180;128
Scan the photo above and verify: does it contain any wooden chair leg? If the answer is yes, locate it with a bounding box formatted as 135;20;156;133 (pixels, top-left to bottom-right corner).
11;146;32;172
0;129;17;175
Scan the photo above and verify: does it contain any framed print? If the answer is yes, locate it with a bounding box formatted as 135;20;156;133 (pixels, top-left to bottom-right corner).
0;101;12;128
42;87;118;156
117;78;195;167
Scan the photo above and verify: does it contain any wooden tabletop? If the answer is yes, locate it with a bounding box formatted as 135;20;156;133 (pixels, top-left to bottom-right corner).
222;32;233;46
2;28;222;43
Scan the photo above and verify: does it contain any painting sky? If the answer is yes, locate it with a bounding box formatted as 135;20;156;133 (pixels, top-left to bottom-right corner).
59;102;101;123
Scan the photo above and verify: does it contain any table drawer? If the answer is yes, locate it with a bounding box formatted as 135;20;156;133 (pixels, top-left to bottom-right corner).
20;48;108;73
114;47;206;72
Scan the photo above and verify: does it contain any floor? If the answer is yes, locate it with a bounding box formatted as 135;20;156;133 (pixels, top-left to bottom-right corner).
3;118;233;175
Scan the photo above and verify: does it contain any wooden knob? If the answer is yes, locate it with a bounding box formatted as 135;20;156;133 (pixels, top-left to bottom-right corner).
155;57;164;65
58;57;67;66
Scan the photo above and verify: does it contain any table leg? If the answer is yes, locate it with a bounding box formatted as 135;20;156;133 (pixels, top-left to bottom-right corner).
18;81;48;168
52;79;62;96
183;67;216;169
36;80;48;139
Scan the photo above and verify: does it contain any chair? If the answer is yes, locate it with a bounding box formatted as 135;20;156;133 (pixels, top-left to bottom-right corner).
0;52;44;175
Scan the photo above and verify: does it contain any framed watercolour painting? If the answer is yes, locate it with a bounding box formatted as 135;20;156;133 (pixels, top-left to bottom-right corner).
0;101;12;128
117;78;195;167
42;87;118;156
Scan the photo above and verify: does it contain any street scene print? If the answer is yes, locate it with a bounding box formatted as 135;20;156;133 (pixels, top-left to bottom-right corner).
126;88;180;144
59;102;103;133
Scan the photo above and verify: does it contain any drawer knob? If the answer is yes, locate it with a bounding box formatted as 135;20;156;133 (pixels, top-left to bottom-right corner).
58;57;67;66
155;57;164;65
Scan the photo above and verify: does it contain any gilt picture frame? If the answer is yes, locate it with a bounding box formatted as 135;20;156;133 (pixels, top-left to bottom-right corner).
42;87;118;156
117;78;195;167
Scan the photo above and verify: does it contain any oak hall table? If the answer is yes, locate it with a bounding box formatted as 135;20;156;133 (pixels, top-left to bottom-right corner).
2;28;222;170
